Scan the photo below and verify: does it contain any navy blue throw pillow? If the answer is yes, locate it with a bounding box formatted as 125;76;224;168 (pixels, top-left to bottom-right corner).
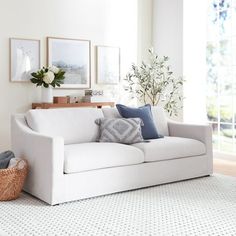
116;104;160;140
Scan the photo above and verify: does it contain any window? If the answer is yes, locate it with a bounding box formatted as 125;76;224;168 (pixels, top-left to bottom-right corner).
207;0;236;153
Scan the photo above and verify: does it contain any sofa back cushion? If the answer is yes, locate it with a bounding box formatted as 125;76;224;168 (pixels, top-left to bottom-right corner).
102;106;169;136
26;108;104;144
151;106;169;136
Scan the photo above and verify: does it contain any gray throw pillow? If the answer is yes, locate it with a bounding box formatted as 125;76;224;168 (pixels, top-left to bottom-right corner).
0;151;15;169
95;118;144;144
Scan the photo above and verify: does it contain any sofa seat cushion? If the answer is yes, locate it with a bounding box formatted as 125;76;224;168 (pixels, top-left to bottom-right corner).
132;136;206;162
64;142;144;173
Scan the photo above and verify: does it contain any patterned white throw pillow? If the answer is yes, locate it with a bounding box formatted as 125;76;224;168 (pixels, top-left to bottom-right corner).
95;118;144;144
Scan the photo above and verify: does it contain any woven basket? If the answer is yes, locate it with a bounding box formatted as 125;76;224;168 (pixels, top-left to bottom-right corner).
0;159;28;201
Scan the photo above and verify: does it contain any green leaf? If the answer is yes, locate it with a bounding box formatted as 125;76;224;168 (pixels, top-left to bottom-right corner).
123;47;184;115
30;78;38;83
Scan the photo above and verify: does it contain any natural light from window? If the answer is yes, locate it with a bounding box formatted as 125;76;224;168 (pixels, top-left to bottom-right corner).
207;0;236;154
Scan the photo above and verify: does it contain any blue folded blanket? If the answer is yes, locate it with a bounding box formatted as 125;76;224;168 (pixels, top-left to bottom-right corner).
0;151;15;169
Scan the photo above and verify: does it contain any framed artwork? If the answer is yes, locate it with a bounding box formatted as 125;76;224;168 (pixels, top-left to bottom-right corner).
47;37;91;89
96;46;120;85
10;38;40;82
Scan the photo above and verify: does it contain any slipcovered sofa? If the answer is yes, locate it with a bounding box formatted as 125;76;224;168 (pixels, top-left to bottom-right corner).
11;107;213;205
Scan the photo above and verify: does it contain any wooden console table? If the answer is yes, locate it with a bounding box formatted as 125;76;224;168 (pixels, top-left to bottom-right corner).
32;102;115;109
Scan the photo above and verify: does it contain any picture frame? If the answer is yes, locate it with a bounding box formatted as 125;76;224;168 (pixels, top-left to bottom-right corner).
10;38;40;82
47;37;91;89
96;46;120;85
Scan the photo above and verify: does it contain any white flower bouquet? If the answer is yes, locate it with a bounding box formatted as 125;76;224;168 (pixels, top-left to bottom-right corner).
30;66;65;88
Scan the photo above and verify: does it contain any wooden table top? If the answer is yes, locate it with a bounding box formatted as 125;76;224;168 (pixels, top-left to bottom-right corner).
32;102;115;109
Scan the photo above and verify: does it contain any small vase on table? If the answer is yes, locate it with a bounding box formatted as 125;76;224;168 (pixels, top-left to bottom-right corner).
41;87;53;103
30;66;65;104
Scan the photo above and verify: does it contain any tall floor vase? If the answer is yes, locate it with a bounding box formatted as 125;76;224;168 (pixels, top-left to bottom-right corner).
41;87;53;103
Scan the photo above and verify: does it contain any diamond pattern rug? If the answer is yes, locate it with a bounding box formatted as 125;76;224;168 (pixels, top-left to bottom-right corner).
0;174;236;236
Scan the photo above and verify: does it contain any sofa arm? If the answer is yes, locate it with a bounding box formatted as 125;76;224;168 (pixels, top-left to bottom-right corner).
168;121;212;144
168;120;213;174
11;114;64;205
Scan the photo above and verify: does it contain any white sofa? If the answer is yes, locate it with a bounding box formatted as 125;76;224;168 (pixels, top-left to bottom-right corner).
11;107;213;205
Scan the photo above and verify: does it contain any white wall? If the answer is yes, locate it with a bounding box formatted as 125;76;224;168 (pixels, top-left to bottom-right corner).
183;0;207;123
0;0;153;151
137;0;153;63
152;0;183;121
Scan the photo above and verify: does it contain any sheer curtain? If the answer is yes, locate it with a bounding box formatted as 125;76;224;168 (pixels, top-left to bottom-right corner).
205;0;236;154
184;0;236;155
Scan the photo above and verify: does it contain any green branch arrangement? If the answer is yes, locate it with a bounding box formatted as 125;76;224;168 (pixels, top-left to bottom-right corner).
124;48;184;116
30;66;65;88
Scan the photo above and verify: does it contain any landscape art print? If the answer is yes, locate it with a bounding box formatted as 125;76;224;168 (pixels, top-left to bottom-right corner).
47;37;90;88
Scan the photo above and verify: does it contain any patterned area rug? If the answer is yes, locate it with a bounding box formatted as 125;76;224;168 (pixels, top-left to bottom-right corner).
0;174;236;236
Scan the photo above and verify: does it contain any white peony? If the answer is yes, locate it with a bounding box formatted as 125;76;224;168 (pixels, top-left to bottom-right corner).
43;71;55;84
49;66;60;74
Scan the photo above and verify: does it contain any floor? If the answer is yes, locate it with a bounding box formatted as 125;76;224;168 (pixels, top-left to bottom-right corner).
1;174;236;236
213;158;236;177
